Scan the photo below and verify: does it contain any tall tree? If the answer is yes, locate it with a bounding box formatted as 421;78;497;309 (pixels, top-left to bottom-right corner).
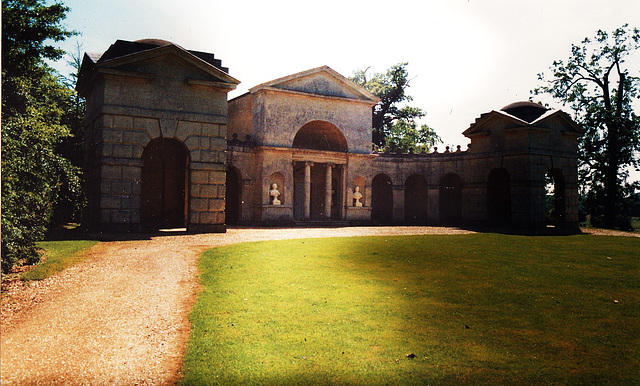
1;0;80;273
351;63;441;152
533;24;640;229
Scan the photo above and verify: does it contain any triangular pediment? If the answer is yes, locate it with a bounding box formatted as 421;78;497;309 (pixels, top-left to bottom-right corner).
78;42;239;93
463;110;526;136
100;44;239;85
463;108;583;137
532;110;583;134
249;66;379;103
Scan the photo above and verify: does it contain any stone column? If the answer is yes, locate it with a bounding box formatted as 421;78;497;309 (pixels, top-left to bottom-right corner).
325;163;333;219
304;161;313;220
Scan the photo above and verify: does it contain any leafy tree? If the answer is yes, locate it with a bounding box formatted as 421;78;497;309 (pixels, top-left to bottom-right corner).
384;120;441;153
52;44;87;225
58;43;86;168
1;0;80;273
533;24;640;230
351;63;441;151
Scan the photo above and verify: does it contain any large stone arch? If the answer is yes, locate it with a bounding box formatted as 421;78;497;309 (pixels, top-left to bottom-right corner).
546;168;566;226
405;174;428;224
487;168;511;224
439;173;462;225
292;120;348;152
141;137;189;228
371;174;393;224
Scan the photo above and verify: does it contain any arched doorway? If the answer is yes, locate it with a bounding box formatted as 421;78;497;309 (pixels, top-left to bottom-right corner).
225;166;241;226
292;121;348;152
545;168;565;226
487;168;511;224
372;174;393;224
405;174;428;224
141;138;189;228
439;173;462;225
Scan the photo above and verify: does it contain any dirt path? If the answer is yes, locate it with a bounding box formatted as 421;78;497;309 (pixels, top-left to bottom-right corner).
1;226;635;384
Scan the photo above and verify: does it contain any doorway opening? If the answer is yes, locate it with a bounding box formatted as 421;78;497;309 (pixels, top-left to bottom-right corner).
545;168;565;226
372;174;393;224
141;138;189;229
405;174;428;224
225;166;241;225
487;168;511;224
439;173;462;225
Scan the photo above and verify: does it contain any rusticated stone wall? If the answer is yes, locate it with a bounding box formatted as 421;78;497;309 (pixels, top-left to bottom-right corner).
79;40;238;232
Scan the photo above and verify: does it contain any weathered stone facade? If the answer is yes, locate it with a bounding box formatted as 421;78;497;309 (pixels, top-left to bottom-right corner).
80;40;582;232
226;67;582;230
78;39;238;232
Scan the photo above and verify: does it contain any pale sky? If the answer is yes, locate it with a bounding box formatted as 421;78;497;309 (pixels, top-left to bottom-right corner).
53;0;640;179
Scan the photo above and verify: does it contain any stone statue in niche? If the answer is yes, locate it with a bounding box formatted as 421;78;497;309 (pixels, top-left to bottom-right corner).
269;183;281;205
353;186;363;207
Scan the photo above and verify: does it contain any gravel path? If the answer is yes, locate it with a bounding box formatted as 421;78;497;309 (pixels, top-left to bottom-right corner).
1;226;636;384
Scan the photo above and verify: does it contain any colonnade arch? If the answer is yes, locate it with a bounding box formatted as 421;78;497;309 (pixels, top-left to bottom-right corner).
404;174;428;224
292;121;348;152
439;173;462;225
225;166;242;225
546;168;566;226
487;168;511;224
293;161;343;221
141;138;189;228
371;174;393;224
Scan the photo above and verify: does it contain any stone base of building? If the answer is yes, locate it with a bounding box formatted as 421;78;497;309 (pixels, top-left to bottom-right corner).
261;205;294;224
346;206;372;223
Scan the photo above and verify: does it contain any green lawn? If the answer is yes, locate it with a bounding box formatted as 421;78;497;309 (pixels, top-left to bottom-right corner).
181;234;639;385
21;239;99;281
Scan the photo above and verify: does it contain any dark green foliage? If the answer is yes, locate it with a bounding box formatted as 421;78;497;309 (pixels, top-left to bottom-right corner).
534;24;640;230
350;63;441;151
57;43;86;169
1;0;80;273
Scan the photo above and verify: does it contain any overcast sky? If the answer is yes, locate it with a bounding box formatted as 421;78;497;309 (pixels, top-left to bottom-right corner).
53;0;640;178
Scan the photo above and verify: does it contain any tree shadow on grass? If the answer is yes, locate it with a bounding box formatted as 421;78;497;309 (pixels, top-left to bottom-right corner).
459;224;583;236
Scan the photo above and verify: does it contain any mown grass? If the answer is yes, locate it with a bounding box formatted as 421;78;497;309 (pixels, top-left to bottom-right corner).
21;240;99;281
181;234;639;385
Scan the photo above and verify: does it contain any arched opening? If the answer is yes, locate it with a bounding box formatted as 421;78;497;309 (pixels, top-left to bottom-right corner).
141;138;189;228
405;174;428;224
225;166;241;226
372;174;393;224
439;173;462;225
545;168;565;226
487;168;511;224
292;121;348;152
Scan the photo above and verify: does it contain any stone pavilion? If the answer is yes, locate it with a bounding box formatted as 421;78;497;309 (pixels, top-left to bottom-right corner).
78;39;583;232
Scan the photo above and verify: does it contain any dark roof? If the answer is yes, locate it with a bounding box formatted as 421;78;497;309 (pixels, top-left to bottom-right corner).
96;39;229;73
501;101;548;123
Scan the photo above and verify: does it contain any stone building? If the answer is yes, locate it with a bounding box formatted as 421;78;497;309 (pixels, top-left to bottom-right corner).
79;40;583;232
77;39;238;232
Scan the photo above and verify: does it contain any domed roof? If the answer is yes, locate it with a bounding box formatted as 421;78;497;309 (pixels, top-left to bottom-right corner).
134;38;174;47
501;101;548;123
